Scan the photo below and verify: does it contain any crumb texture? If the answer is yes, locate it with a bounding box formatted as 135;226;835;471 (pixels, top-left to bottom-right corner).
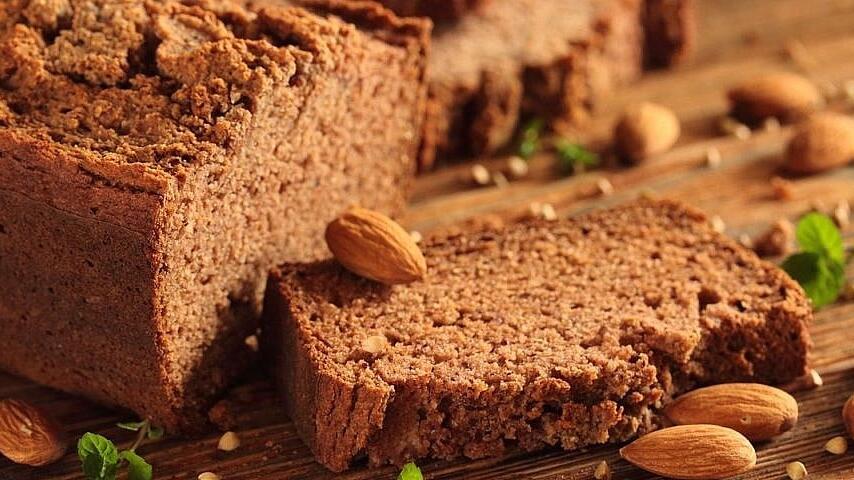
265;200;812;471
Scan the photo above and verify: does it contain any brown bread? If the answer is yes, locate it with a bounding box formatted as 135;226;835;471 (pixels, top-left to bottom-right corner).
0;0;428;432
374;0;694;167
263;200;812;471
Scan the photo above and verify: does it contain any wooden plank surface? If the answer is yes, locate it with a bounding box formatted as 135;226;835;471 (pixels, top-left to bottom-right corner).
2;0;854;478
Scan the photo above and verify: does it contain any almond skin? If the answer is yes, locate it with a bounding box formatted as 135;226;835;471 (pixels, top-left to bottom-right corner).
325;207;427;285
0;398;67;466
664;383;798;441
785;112;854;174
620;424;756;480
728;72;822;123
844;393;854;439
614;102;681;164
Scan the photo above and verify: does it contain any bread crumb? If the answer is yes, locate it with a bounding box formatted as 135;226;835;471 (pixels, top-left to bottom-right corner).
218;431;240;452
244;334;259;352
710;215;726;233
771;176;796;201
198;473;220;480
593;460;611;480
361;335;389;355
596;178;614;196
471;164;490;185
410;231;423;244
833;200;850;228
507;156;529;178
208;400;237;432
705;147;722;169
738;233;754;249
753;219;795;257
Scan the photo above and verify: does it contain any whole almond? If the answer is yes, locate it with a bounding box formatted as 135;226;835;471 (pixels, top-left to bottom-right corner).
325;207;427;285
728;72;822;123
785;112;854;174
620;425;756;479
844;393;854;439
614;102;681;164
664;383;798;441
0;398;67;466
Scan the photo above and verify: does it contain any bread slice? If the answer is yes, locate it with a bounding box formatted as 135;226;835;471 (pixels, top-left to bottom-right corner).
0;0;427;432
396;0;693;167
262;200;812;471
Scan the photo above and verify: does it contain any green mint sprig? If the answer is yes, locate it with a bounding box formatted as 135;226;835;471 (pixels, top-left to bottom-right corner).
78;419;161;480
518;119;544;159
782;212;848;308
554;139;599;174
397;462;424;480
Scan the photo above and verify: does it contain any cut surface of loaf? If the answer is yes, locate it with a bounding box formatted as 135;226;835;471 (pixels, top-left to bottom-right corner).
263;200;812;471
0;0;428;432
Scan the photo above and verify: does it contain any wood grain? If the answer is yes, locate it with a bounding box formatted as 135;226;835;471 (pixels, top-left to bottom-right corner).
2;0;854;478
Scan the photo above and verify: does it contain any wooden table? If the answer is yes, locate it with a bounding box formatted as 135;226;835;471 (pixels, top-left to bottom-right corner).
3;0;854;478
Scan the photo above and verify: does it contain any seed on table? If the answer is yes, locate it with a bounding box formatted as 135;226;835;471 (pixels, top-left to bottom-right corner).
471;164;491;185
764;117;782;132
786;461;807;480
541;203;557;221
825;436;848;455
218;431;240;452
833;200;850;228
845;80;854;103
705;147;722;169
596;178;614;196
492;171;509;188
710;215;726;233
507;156;529;178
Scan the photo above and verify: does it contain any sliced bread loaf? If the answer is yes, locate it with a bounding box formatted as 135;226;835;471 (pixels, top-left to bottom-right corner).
262;200;812;471
0;0;428;432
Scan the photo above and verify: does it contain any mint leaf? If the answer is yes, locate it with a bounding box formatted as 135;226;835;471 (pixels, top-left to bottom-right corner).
783;252;846;308
518;119;544;159
796;212;845;264
116;421;146;432
78;433;119;480
555;139;599;174
398;462;423;480
147;426;164;440
121;450;153;480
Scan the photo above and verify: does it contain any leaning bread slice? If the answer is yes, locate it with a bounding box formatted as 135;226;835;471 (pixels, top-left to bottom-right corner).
262;199;812;472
